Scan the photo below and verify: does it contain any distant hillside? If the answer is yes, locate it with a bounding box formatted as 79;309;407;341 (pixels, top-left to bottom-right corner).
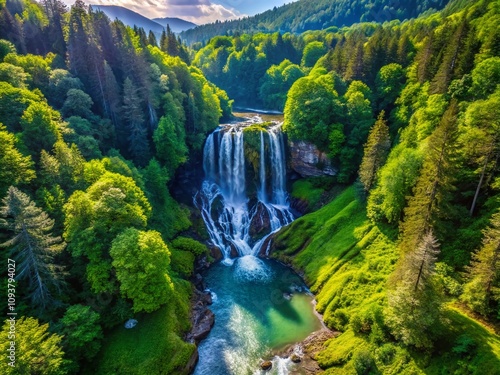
91;5;164;35
153;17;197;34
180;0;451;44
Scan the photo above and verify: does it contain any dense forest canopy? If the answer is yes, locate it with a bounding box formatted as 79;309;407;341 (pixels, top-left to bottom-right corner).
0;0;499;373
181;0;452;45
0;0;227;373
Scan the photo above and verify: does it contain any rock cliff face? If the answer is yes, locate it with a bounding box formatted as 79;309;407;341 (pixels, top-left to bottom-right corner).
289;140;336;177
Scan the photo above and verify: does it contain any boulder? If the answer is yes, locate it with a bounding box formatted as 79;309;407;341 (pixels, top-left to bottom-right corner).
195;255;211;273
193;273;205;290
182;348;199;374
290;353;301;363
289;140;336;177
191;309;215;343
199;290;213;305
260;360;273;371
124;319;138;329
229;244;239;258
210;246;223;262
249;203;271;238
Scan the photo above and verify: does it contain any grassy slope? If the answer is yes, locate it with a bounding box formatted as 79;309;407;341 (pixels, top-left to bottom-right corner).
272;187;500;374
87;280;195;375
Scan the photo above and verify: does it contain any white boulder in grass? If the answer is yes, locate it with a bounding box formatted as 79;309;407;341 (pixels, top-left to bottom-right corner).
124;319;138;329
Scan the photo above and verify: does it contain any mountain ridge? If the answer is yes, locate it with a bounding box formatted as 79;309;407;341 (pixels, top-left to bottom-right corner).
153;17;197;34
90;5;195;35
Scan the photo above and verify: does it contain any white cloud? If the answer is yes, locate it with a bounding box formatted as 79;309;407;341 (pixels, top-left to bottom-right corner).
62;0;244;24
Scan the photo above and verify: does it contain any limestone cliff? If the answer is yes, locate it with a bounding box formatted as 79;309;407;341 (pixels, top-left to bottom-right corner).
289;140;336;177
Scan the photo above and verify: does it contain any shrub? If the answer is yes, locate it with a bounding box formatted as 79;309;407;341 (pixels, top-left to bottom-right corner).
172;236;208;256
352;350;374;375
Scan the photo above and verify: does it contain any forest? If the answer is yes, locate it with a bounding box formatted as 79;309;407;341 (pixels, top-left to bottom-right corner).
180;0;451;45
0;0;499;373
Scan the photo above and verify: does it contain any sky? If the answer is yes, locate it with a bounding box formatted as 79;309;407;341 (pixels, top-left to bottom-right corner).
61;0;295;24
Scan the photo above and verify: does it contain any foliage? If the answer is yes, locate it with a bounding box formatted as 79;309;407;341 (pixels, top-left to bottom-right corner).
0;0;500;373
110;228;173;313
64;171;151;293
0;124;35;197
461;210;500;316
283;75;341;150
0;186;65;309
181;0;449;44
171;236;208;256
57;304;103;366
358;111;390;191
153;114;187;174
0;317;65;375
20;101;61;157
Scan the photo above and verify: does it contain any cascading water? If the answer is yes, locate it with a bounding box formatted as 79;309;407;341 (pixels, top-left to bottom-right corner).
193;115;321;375
195;116;293;262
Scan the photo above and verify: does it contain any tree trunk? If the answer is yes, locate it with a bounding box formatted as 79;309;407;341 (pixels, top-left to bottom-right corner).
470;150;491;216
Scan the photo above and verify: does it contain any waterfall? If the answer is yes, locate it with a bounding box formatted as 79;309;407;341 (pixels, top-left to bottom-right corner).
258;131;267;203
195;116;293;262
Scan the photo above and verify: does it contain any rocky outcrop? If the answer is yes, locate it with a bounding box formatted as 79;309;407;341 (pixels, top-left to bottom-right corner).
187;288;214;344
289;140;336;177
190;309;215;342
260;360;273;371
249;202;271;239
182;348;199;375
279;329;339;374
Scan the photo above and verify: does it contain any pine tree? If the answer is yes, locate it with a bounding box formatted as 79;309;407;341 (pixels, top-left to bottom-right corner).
359;111;391;191
103;61;121;129
159;30;168;52
461;210;500;316
42;0;67;57
398;101;458;255
409;230;441;292
67;0;90;78
136;27;148;47
166;25;179;57
0;187;65;308
459;89;500;215
122;77;150;166
430;16;469;94
344;39;364;82
148;30;158;46
385;231;442;349
0;6;26;54
415;34;434;83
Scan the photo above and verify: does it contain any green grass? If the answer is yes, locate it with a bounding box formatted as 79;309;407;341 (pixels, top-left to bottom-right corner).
291;179;324;210
424;305;500;374
87;279;195;375
272;186;500;374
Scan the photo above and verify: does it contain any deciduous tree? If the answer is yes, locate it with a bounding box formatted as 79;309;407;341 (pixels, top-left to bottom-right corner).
110;228;173;313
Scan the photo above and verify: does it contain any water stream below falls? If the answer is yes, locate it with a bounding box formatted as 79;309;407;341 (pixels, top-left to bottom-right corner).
194;115;322;374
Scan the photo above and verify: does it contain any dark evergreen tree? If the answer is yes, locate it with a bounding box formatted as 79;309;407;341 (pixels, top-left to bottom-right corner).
398;101;458;257
461;210;500;317
0;187;65;309
359;111;391;191
122;77;150;166
148;30;158;47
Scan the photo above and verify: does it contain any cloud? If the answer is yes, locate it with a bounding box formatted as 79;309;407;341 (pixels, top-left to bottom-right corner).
64;0;244;24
